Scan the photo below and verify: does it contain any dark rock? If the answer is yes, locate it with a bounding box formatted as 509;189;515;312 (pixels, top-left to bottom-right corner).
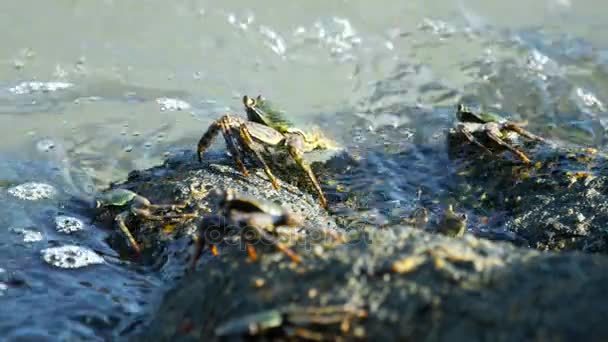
93;150;339;277
136;226;608;341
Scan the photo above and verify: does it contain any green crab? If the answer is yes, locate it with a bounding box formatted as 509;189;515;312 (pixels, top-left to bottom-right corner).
191;190;303;270
404;205;467;237
95;189;197;254
215;305;367;340
436;205;467;237
197;95;334;208
452;104;546;164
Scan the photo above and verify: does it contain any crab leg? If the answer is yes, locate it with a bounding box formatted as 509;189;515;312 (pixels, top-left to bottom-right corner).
245;222;302;263
485;131;532;164
238;213;302;263
290;328;327;341
131;206;198;221
197;115;249;176
456;125;493;155
209;244;219;256
504;123;546;143
115;211;142;254
246;242;258;262
197;118;221;162
190;234;205;271
237;124;280;190
147;202;188;210
219;116;250;176
191;215;229;271
285;134;328;209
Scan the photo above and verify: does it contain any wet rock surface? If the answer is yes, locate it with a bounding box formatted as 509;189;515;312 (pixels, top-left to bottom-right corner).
91;150;339;276
136;227;608;341
115;143;608;340
320;108;608;255
449;142;608;253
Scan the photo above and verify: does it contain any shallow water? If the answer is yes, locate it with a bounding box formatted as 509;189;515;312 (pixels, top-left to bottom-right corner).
1;0;608;339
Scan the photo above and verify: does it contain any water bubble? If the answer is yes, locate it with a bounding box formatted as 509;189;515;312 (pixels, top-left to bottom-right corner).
8;182;56;200
13;59;25;70
527;50;550;72
41;245;105;269
53;65;68;78
226;11;254;31
55;215;86;234
156;97;192;111
9;227;43;243
76;56;86;66
294;17;362;62
418;18;456;36
259;26;287;56
8;81;73;95
575;88;605;111
36;139;55;152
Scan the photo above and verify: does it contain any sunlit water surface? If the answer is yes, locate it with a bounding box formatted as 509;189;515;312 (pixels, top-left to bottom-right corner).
1;0;607;339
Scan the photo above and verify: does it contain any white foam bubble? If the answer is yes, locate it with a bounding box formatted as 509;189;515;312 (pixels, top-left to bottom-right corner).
8;182;56;200
10;227;43;242
156;97;192;111
55;216;86;234
8;81;73;95
41;245;105;269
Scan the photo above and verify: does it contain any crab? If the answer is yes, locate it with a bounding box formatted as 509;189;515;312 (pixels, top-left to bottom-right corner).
215;304;368;340
95;189;197;254
403;205;467;237
190;190;303;270
436;204;467;237
196;95;334;208
451;104;546;164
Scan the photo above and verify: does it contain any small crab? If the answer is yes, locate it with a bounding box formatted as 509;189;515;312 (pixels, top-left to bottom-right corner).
95;189;197;254
191;190;303;270
215;305;368;340
403;205;467;237
452;104;546;164
402;207;430;229
197;95;334;208
435;204;467;237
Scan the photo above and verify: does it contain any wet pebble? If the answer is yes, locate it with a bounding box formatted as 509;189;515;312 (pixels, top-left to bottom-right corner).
55;215;86;234
8;182;56;200
41;245;105;269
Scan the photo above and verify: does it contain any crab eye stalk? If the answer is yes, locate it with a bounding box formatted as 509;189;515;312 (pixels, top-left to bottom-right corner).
243;95;255;108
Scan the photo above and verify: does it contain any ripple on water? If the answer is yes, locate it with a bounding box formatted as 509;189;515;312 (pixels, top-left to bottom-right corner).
41;246;105;269
7;182;56;200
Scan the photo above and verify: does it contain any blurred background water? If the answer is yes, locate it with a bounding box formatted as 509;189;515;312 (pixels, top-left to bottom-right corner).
0;0;607;340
